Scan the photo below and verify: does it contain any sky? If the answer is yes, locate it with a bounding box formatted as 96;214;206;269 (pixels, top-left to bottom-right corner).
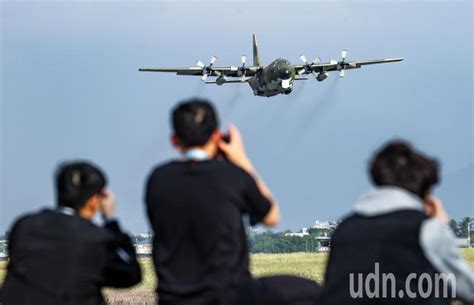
1;0;473;233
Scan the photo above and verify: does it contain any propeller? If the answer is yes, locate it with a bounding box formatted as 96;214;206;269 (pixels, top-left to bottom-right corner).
341;50;347;61
338;50;348;78
237;55;247;80
241;55;247;65
298;54;321;76
196;56;217;81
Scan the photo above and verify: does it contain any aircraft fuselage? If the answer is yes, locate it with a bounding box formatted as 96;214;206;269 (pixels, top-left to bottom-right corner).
248;58;296;97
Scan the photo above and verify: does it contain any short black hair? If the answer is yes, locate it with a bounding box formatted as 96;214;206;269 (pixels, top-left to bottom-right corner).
369;140;440;198
172;98;219;148
55;161;107;210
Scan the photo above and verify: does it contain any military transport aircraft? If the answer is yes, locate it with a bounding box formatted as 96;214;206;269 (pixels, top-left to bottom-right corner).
139;34;403;97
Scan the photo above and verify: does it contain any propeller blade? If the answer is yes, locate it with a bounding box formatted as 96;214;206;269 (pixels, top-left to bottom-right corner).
300;54;308;64
201;74;209;81
210;56;217;65
298;69;306;75
339;70;345;78
341;50;347;61
196;60;205;68
313;57;321;64
330;59;338;65
241;55;247;65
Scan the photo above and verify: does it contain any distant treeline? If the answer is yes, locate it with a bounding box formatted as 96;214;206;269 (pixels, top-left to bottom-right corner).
449;217;473;238
248;217;473;254
0;218;472;255
248;227;335;254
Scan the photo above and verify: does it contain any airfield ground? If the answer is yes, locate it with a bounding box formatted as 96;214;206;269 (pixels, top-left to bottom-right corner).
1;250;473;304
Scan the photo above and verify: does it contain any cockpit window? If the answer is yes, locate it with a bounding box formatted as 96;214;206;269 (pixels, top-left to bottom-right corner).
270;59;293;81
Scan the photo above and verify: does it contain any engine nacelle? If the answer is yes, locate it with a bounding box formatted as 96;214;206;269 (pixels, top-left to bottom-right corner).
216;76;227;86
316;72;328;82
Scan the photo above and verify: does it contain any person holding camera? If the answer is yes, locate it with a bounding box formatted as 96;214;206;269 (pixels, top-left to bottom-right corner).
320;140;474;305
0;161;142;305
145;98;321;305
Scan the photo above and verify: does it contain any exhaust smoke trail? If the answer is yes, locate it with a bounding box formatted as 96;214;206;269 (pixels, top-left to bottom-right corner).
221;86;242;124
300;76;339;129
194;81;206;97
288;76;340;141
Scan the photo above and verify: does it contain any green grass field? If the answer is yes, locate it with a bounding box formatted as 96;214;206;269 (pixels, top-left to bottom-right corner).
1;250;473;304
1;249;473;289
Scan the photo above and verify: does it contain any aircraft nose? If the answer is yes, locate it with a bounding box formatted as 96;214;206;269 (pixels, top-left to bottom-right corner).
279;65;295;79
281;78;292;89
280;69;291;79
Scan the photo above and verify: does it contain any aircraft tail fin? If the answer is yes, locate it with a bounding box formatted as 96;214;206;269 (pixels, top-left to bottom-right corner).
253;34;261;67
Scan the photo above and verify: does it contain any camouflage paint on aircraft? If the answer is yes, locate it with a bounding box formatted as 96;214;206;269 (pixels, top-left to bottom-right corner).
139;34;403;97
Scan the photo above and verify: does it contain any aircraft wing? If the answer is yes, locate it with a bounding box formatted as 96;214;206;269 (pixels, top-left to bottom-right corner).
139;67;204;75
205;77;252;84
295;58;403;75
138;66;261;77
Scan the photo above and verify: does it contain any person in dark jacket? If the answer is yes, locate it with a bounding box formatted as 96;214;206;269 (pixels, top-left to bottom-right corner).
145;98;321;305
320;140;474;305
0;161;142;305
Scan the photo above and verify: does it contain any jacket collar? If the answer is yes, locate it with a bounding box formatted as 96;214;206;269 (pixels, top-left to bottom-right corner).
353;186;424;217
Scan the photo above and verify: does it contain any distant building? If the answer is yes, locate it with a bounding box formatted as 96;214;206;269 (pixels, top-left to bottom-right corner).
456;238;470;248
313;220;338;230
284;228;309;237
138;232;152;239
0;239;8;261
316;236;331;252
134;239;152;257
